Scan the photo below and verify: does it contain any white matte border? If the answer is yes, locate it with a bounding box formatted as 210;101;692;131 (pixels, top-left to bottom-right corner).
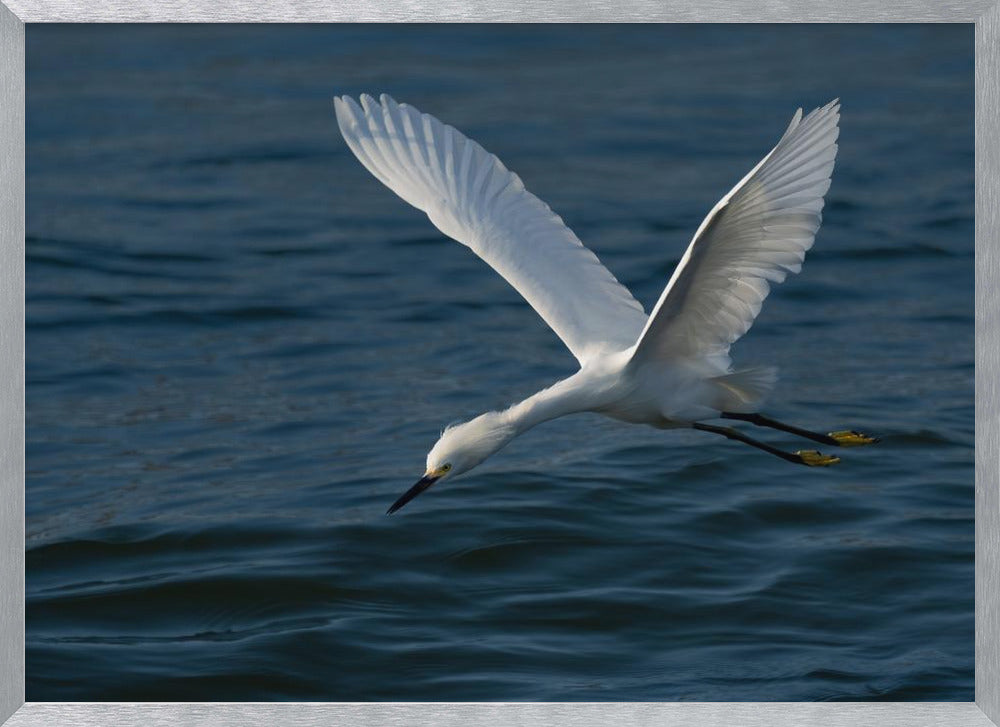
2;4;996;727
0;1;997;22
0;0;23;724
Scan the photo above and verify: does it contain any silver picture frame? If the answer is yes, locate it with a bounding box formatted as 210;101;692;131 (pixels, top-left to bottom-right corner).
2;3;996;725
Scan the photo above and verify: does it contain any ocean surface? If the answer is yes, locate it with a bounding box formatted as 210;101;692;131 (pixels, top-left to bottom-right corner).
25;25;974;701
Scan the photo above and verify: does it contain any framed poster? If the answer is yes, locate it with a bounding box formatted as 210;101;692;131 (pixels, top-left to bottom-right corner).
2;4;997;726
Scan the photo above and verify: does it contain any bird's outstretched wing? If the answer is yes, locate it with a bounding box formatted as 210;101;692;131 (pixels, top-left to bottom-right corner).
334;94;647;364
629;99;841;371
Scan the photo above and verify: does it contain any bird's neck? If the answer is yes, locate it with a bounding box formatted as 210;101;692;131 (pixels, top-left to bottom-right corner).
501;373;591;436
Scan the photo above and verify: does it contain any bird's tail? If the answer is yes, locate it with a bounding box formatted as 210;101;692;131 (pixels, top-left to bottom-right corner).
709;367;779;413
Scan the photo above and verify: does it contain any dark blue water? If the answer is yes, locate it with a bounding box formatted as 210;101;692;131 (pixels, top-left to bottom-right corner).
26;25;974;701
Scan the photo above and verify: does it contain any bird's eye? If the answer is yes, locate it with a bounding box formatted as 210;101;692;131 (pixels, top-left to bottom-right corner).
441;463;452;472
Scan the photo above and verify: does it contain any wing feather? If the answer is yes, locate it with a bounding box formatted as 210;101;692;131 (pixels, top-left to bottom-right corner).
630;99;841;371
335;94;647;363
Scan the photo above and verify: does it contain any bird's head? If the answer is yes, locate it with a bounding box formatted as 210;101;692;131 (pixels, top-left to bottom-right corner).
387;411;517;514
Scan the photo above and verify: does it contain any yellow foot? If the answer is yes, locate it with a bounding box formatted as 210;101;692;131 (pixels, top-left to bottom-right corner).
796;450;841;467
827;430;879;447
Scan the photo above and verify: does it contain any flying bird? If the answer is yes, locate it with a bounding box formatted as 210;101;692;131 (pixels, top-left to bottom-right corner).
333;94;877;515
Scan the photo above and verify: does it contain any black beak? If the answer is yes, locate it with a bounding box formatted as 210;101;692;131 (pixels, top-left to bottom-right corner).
387;474;440;515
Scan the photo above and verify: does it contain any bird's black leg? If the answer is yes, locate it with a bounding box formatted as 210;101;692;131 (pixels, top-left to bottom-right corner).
720;412;878;447
693;422;840;467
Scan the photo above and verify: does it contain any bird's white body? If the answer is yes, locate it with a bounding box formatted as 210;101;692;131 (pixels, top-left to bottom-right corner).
516;350;726;431
333;93;847;509
425;346;769;476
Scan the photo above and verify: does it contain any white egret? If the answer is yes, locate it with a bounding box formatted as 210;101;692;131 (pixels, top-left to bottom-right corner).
333;94;877;514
